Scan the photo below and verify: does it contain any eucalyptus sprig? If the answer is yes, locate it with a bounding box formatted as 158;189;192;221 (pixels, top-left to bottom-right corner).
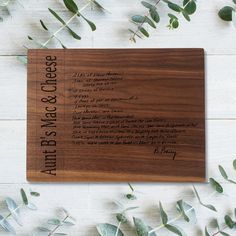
218;0;236;27
28;0;106;49
34;208;75;236
0;188;39;235
129;0;197;42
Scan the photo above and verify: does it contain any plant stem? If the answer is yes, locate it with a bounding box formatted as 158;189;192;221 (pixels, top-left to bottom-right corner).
130;0;162;42
115;221;122;236
0;204;23;224
211;226;228;236
48;215;69;236
41;2;90;48
148;190;217;235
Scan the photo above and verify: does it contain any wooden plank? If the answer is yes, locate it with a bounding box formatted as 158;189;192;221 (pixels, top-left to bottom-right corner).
27;48;205;182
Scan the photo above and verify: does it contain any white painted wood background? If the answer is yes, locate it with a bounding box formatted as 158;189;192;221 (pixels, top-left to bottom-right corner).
0;0;236;235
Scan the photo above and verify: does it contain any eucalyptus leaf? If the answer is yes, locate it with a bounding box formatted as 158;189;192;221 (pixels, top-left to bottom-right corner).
159;202;168;225
209;178;224;193
37;227;51;232
233;159;236;170
205;227;210;236
92;0;106;12
218;6;235;21
144;16;156;28
27;202;38;210
233;0;236;4
150;8;160;23
96;223;124;236
79;14;96;31
176;200;196;224
123;206;139;212
20;188;28;205
133;217;156;236
193;186;217;212
116;213;127;223
40;20;48;31
63;0;78;13
139;26;149;37
165;224;185;236
182;10;191;21
30;191;40;197
5;197;22;226
141;1;156;10
164;0;182;12
0;215;16;235
47;219;61;225
126;193;137;200
224;215;235;229
219;165;228;180
183;0;197;15
132;15;145;23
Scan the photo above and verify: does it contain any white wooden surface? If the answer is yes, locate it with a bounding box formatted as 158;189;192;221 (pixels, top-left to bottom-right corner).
0;0;236;235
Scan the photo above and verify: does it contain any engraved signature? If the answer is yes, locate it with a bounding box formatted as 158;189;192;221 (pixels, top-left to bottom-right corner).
154;146;177;160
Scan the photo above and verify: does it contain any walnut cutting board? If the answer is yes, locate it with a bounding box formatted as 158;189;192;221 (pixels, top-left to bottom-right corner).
27;49;205;182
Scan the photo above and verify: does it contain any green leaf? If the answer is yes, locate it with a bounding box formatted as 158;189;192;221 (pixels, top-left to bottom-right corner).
132;15;146;23
27;202;37;210
47;219;61;225
97;223;124;236
233;0;236;4
150;8;160;23
0;215;16;235
49;8;81;40
92;0;106;12
144;16;156;28
5;197;22;226
141;1;156;10
165;0;182;12
219;165;228;180
116;213;127;223
128;183;134;192
176;200;196;223
182;10;191;21
205;227;210;236
49;8;66;25
63;0;78;13
224;215;235;229
126;193;137;200
218;6;235;21
193;186;217;212
233;159;236;170
30;191;40;197
165;224;185;236
37;226;50;232
209;178;224;193
133;217;156;236
183;0;197;15
139;26;149;37
40;19;48;31
159;202;168;225
79;14;96;31
20;188;28;205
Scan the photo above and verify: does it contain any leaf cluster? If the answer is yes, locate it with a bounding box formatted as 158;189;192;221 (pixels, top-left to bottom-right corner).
129;0;197;42
0;188;39;235
35;208;75;236
28;0;106;49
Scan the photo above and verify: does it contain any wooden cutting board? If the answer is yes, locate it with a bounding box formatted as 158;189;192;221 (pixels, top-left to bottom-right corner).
27;49;205;182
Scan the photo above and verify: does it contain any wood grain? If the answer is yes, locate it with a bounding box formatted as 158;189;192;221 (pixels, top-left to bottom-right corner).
27;49;205;182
